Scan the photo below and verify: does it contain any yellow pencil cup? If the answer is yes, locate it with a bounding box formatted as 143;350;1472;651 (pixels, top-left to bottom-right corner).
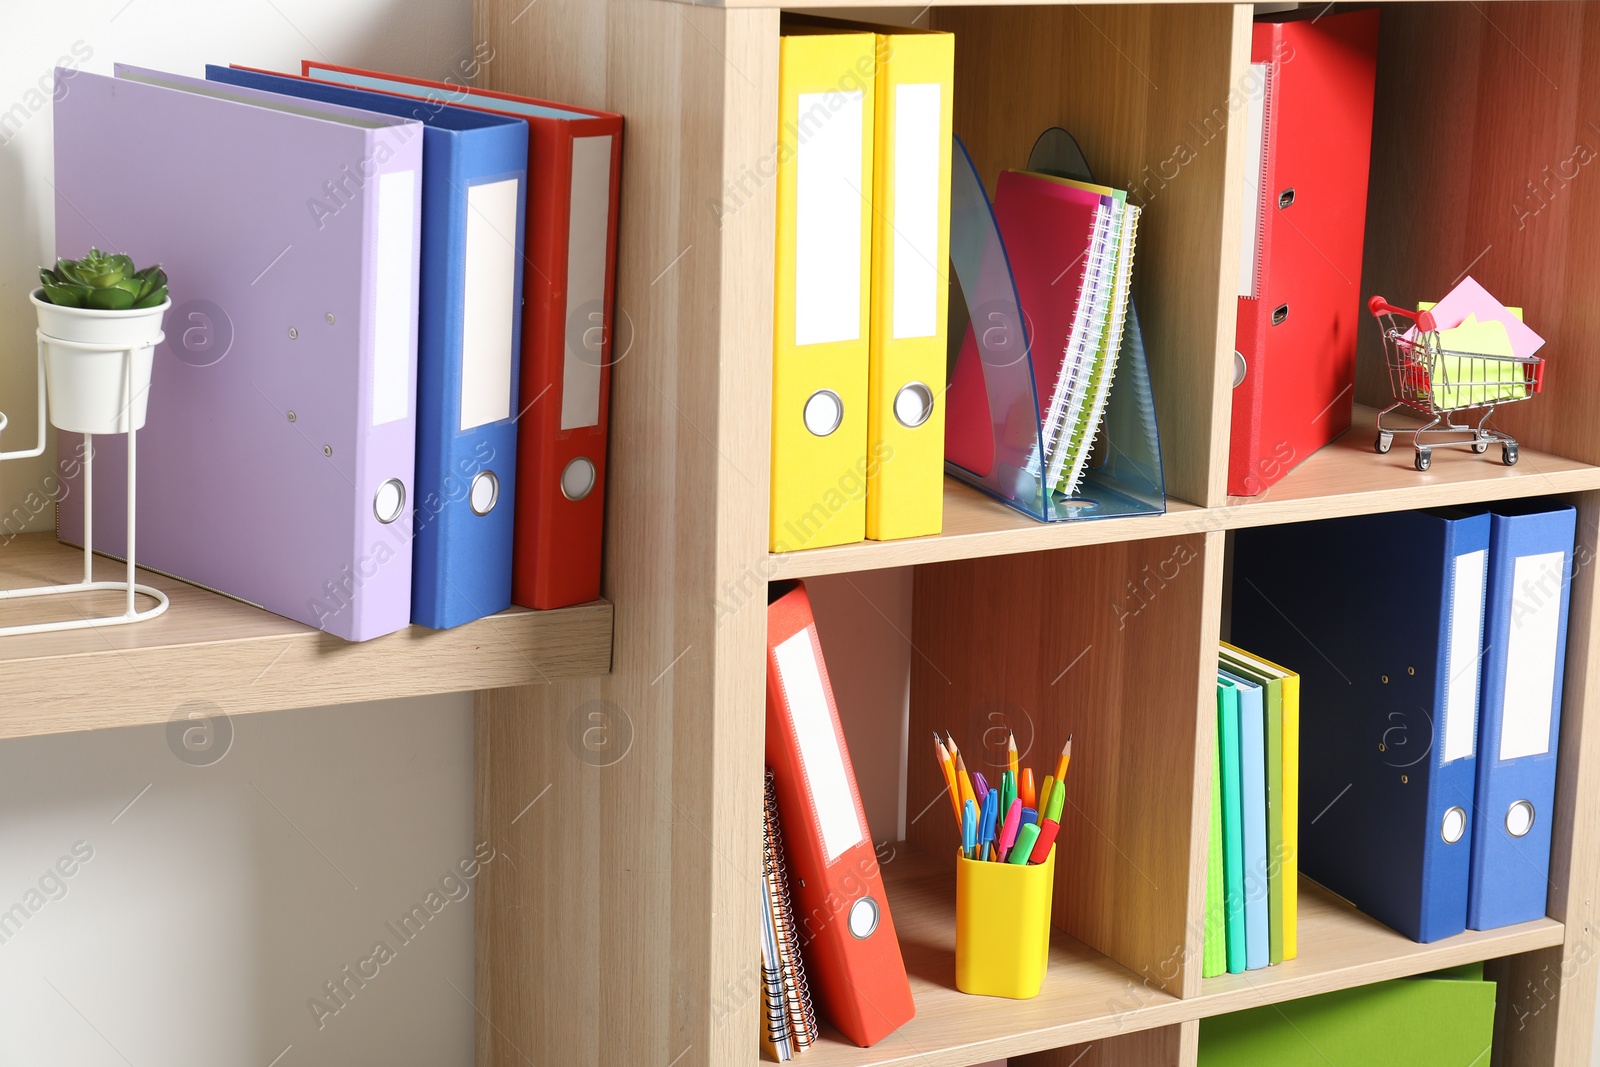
954;844;1056;999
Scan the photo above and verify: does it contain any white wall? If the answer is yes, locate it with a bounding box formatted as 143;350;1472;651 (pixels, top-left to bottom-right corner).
0;4;479;1066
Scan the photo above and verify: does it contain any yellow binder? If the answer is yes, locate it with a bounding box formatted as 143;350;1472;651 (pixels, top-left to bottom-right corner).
771;29;877;553
865;27;954;541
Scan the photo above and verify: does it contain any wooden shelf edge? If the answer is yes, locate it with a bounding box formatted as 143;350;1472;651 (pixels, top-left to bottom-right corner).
0;535;612;738
769;408;1600;578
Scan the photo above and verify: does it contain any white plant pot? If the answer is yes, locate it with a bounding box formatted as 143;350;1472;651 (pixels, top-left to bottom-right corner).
31;288;168;434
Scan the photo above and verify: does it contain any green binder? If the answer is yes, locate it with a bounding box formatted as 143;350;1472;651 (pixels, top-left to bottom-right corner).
1199;967;1495;1066
1203;724;1226;978
1218;679;1246;974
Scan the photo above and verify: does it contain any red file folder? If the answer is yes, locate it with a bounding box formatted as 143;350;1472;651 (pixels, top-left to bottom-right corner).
1228;10;1379;496
300;62;623;608
766;582;914;1047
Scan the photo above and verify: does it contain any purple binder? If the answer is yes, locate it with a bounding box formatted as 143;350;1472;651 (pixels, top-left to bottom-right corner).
53;67;422;641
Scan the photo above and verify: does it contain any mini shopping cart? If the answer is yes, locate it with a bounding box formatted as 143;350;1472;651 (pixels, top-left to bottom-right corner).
1368;295;1545;472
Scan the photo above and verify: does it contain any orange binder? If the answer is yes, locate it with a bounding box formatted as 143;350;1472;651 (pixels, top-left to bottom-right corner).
765;581;914;1047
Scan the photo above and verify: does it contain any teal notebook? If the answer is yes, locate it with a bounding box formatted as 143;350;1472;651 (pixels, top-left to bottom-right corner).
1199;966;1495;1065
1203;725;1226;978
1218;679;1246;974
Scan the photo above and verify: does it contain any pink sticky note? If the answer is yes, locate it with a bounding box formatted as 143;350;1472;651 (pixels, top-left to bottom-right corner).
1415;276;1545;361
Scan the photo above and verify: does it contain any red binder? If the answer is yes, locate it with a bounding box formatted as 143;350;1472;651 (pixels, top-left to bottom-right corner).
300;62;622;608
766;582;914;1047
1228;10;1379;496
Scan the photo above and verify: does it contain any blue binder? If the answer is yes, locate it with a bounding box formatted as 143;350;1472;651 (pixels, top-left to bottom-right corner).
1221;670;1270;969
1468;501;1576;930
207;65;528;629
1233;509;1489;943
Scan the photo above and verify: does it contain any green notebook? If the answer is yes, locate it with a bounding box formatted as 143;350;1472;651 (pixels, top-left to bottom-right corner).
1203;725;1226;978
1221;649;1285;966
1217;679;1246;974
1198;967;1495;1066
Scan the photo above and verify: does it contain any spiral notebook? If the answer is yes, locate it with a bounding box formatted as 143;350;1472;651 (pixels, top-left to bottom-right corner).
992;170;1140;499
762;769;818;1061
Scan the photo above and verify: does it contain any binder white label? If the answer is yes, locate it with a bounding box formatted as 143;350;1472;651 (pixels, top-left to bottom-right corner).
892;83;941;341
775;627;864;864
1443;549;1486;764
1238;62;1269;299
561;135;612;431
372;168;417;426
1500;550;1566;760
795;90;863;347
460;178;520;431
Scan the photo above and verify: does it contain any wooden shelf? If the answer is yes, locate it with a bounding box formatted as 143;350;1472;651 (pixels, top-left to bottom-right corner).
770;406;1600;578
785;848;1563;1067
1195;879;1564;1014
794;846;1183;1067
0;534;612;738
1218;405;1600;530
768;481;1203;579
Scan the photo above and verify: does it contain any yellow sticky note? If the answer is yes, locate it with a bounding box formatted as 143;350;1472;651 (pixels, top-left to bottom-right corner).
1431;315;1525;407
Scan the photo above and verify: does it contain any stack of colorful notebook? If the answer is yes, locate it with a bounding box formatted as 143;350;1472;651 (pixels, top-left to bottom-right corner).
1204;643;1300;976
994;170;1141;499
761;769;819;1061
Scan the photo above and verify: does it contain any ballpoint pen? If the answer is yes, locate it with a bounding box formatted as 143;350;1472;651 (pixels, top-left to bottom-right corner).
1020;806;1038;827
962;798;979;860
1019;766;1036;810
979;788;998;861
972;770;990;805
1038;773;1056;819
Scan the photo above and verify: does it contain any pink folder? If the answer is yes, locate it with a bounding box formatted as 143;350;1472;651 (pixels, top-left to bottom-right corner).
53;67;422;641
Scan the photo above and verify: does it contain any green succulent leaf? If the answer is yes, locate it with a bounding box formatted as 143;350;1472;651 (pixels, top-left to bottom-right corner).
41;282;87;307
40;249;166;308
84;286;136;311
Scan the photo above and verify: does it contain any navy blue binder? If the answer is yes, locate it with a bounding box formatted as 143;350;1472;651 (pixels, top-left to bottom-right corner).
207;64;528;630
1233;508;1489;942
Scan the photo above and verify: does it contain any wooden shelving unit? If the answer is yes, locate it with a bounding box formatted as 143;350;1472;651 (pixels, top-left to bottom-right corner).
0;534;611;737
470;2;1600;1066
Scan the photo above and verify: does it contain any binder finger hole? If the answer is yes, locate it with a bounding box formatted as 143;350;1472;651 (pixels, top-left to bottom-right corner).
1441;805;1467;844
561;457;596;502
1506;800;1535;838
470;471;500;516
893;382;934;429
374;478;406;524
803;390;844;437
1233;351;1247;388
847;896;879;939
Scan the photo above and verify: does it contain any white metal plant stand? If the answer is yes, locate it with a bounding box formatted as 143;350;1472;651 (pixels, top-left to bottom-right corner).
0;331;169;635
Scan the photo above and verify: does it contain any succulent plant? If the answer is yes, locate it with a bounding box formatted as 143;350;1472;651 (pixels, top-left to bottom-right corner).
39;248;168;311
